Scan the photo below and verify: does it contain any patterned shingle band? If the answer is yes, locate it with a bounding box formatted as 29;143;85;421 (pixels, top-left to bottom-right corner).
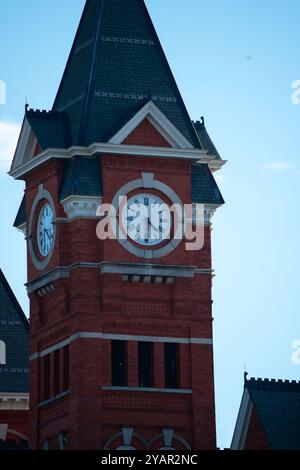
101;36;155;46
0;368;29;374
0;320;23;326
94;91;177;103
73;39;95;54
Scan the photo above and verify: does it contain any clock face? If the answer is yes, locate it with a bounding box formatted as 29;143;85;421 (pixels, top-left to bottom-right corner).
122;193;171;246
37;203;55;257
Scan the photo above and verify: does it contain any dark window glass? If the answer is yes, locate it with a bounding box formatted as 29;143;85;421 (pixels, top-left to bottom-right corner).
53;350;60;396
63;346;69;391
164;343;179;389
43;354;51;401
111;340;127;386
138;342;153;388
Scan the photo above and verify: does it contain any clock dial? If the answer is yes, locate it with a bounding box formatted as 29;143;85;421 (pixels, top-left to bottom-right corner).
37;203;54;257
122;193;171;246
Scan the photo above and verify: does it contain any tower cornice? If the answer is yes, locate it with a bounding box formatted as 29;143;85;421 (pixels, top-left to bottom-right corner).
9;142;217;180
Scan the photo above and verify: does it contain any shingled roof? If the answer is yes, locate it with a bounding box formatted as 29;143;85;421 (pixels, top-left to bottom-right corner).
59;156;103;201
13;0;225;220
25;108;71;150
232;376;300;450
13;195;26;229
194;118;221;159
192;165;224;205
247;378;300;450
52;0;201;148
0;270;29;393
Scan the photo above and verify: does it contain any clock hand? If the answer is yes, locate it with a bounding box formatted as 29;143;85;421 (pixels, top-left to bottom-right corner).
44;229;53;241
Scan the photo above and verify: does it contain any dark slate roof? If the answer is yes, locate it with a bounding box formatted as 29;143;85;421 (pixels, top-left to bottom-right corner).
246;377;300;450
25;108;71;150
0;270;29;393
13;195;26;228
59;156;103;200
52;0;201;148
193;118;221;159
192;164;224;205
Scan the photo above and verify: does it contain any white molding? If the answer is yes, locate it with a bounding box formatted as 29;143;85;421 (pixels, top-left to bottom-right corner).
16;222;27;236
231;388;253;450
9;142;209;180
61;195;102;220
0;424;8;441
102;386;192;394
109;100;193;149
26;261;213;294
10;118;38;172
0;393;29;410
209;158;227;172
29;332;213;361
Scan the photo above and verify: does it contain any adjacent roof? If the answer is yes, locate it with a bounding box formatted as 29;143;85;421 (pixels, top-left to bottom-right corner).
52;0;201;148
246;377;300;450
25;108;71;150
0;269;29;393
192;165;224;205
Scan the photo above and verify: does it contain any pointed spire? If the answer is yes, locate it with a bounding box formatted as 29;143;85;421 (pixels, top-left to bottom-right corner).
53;0;200;148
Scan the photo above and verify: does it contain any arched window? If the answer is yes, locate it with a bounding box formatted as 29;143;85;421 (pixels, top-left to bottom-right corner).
0;340;6;365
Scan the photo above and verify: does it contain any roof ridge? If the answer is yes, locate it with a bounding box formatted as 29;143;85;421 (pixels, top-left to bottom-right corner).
248;377;300;385
77;0;104;145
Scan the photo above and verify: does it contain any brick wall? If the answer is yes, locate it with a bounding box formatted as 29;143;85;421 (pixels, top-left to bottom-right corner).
25;123;217;450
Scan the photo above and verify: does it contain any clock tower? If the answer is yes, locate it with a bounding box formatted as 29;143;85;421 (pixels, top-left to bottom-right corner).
10;0;225;450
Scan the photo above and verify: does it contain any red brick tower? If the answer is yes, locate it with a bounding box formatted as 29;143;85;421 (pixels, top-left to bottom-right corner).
10;0;225;450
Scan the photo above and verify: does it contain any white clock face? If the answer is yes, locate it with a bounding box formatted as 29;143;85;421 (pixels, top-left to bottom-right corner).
122;193;171;246
37;203;55;257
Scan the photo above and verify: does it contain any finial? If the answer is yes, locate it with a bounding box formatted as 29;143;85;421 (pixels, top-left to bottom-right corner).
201;116;205;125
244;371;248;384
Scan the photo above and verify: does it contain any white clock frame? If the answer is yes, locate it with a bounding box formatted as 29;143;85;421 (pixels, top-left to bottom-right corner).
123;192;172;247
112;173;183;259
28;185;57;271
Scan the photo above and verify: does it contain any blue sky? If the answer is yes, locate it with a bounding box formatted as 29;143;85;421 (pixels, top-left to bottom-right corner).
0;0;300;448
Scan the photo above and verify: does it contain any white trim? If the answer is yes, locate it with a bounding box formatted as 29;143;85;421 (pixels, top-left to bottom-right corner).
102;386;192;394
29;332;213;361
209;158;227;172
0;393;29;410
9;142;209;180
26;261;213;294
38;390;70;408
231;388;253;450
15;222;27;236
7;428;28;441
10;118;38;172
109;101;193;149
61;195;102;220
0;424;8;441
